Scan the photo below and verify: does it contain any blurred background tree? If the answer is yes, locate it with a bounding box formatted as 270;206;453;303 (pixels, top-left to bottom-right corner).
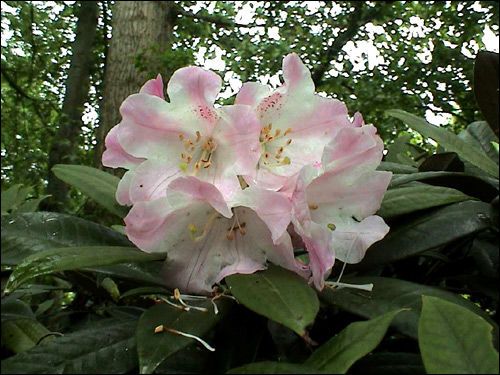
1;1;498;212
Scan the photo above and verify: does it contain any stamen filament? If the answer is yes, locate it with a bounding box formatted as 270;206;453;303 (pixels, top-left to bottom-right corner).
164;327;216;352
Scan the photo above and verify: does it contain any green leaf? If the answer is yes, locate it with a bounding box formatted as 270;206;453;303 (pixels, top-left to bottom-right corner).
378;161;418;174
305;310;404;373
386;109;499;178
136;300;229;374
459;121;499;163
1;319;51;353
87;262;165;286
378;185;471;218
16;195;51;213
361;201;492;268
351;352;424;375
1;184;32;214
5;246;165;292
1;319;137;374
1;212;132;265
226;265;319;336
52;164;128;217
385;134;420;166
419;296;499;374
1;212;164;286
120;286;170;299
320;277;497;340
227;361;323;374
1;298;35;322
389;171;498;189
1;184;22;214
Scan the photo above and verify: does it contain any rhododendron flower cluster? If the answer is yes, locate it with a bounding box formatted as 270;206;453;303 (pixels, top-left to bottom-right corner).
102;53;391;295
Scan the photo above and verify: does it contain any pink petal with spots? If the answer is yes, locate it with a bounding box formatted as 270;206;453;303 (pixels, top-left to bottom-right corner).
239;53;352;190
126;195;306;294
235;82;271;106
232;187;292;243
128;160;182;203
167;66;222;107
307;168;392;222
203;104;261;198
139;74;165;99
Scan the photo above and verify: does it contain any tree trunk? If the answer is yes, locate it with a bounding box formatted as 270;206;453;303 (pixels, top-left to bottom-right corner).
46;1;99;210
94;1;175;169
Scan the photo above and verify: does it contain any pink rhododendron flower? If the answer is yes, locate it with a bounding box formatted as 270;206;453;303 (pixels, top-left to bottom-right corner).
124;176;308;294
235;53;354;192
102;53;392;295
102;69;261;204
291;123;392;289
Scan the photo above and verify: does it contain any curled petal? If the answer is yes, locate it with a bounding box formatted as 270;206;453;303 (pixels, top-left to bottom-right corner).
232;187;292;243
102;124;144;169
124;197;173;252
116;170;134;206
351;111;364;127
168;176;232;218
331;215;389;264
294;220;334;290
321;125;384;173
139;74;165;99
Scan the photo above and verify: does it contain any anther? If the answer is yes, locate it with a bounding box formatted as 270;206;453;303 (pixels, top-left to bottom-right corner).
284;128;292;136
309;203;319;210
179;134;184;140
274;129;281;137
154;325;164;333
196;131;201;142
286;139;292;145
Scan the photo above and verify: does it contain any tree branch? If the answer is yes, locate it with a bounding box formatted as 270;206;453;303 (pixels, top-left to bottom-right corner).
312;3;390;87
1;65;39;102
174;6;251;29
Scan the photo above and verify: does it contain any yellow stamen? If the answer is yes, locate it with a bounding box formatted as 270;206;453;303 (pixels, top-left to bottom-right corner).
309;203;319;210
327;223;336;231
174;288;181;300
